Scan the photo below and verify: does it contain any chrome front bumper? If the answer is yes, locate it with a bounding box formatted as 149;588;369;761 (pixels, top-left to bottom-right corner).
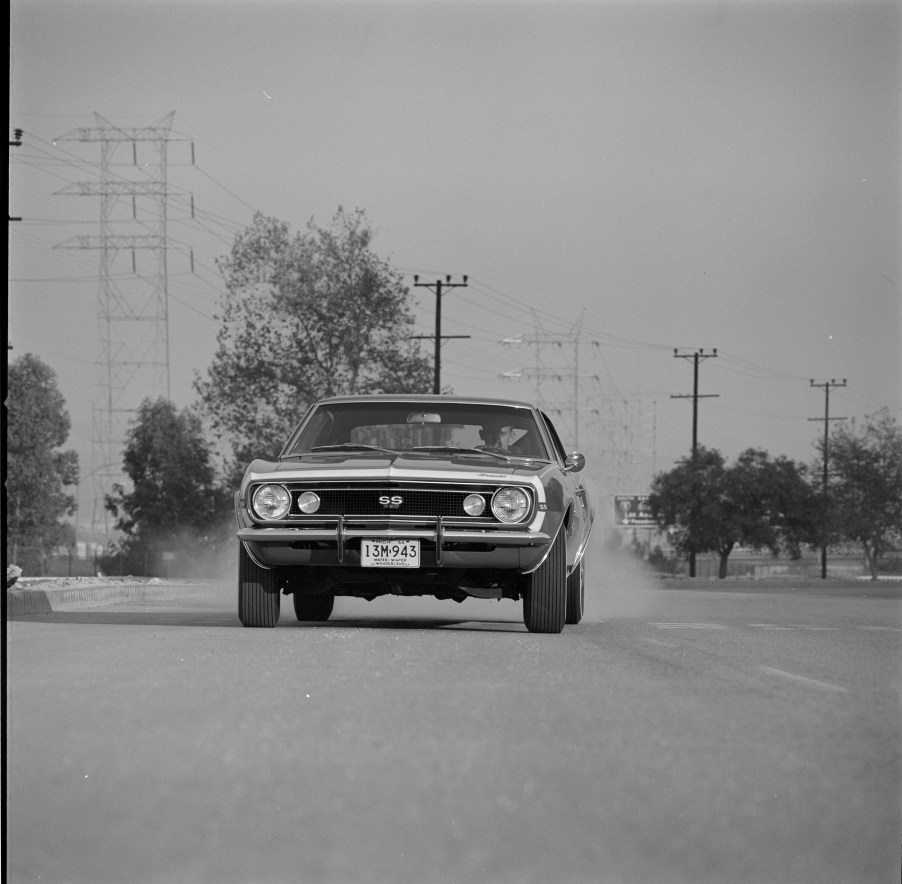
237;515;551;569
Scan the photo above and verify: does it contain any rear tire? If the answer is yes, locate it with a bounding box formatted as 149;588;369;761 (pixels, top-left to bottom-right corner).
523;530;567;634
566;555;585;625
293;592;335;622
238;544;280;627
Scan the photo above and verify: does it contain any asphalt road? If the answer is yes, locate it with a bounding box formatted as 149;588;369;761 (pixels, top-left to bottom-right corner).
5;567;901;884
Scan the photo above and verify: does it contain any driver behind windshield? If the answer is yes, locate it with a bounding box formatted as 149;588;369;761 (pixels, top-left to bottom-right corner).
478;420;515;451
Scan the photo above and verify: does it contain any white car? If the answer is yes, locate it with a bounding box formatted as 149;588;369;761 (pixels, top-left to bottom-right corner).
235;395;595;633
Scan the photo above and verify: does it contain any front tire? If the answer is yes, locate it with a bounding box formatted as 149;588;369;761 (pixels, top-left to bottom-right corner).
523;530;567;634
293;592;335;622
566;555;585;625
238;544;280;627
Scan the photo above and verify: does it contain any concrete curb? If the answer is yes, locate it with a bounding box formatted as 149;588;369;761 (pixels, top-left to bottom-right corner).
5;582;215;615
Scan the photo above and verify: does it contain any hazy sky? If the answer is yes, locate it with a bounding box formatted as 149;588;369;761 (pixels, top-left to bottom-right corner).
9;0;901;538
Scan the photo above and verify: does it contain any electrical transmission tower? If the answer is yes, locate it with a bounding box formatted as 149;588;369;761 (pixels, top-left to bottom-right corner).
501;315;598;445
54;112;188;539
594;396;657;496
500;316;653;496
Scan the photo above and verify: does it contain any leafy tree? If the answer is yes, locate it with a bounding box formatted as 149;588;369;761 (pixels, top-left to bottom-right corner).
759;451;820;558
648;447;728;575
6;354;79;571
725;448;819;562
196;208;434;467
105;398;232;575
823;408;902;579
648;446;816;578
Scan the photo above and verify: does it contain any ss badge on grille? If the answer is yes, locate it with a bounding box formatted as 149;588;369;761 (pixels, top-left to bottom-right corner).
378;495;403;509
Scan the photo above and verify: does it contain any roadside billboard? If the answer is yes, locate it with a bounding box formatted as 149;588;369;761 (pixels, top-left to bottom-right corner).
613;494;656;528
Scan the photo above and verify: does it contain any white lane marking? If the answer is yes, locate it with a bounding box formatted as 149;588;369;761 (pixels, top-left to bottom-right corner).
750;624;840;631
650;623;727;629
759;666;848;693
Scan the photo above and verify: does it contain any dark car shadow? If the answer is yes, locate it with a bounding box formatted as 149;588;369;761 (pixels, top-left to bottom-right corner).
7;609;240;628
7;583;532;632
297;616;525;633
8;608;527;633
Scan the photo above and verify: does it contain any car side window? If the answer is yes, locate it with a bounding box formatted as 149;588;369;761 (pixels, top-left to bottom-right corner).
540;412;568;464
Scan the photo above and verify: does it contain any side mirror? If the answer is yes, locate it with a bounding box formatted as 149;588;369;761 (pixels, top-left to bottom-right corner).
564;451;585;473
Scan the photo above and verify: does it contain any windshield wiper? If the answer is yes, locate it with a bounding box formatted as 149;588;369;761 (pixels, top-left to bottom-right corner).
308;443;399;454
411;446;512;462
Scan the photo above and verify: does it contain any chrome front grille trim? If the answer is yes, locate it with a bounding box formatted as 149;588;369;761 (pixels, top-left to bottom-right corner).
250;482;535;523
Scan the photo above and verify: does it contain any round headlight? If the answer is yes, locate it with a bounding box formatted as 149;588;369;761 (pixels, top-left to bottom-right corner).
297;491;321;514
491;486;530;523
463;493;486;516
252;484;291;520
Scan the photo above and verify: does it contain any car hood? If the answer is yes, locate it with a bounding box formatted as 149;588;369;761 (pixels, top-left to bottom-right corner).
244;451;553;484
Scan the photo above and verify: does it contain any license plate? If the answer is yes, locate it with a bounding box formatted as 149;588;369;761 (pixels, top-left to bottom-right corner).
361;539;420;568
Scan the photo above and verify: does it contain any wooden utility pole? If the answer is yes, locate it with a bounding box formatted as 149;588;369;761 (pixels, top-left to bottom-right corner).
809;379;847;579
411;275;469;394
671;348;719;577
9;127;23;221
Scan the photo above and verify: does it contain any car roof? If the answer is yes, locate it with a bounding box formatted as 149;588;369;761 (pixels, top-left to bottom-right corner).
313;394;538;409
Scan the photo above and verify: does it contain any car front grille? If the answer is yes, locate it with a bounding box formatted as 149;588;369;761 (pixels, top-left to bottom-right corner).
281;482;520;521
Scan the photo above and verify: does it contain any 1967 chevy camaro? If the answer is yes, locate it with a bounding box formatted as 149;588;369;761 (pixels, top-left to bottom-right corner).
235;395;594;633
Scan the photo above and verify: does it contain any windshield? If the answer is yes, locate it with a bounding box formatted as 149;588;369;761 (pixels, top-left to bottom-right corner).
286;402;549;459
